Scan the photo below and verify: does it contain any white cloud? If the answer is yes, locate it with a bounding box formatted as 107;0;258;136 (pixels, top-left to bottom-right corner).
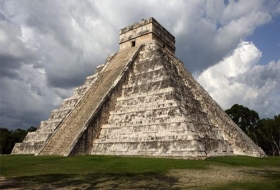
196;41;280;118
0;0;279;129
222;0;264;23
214;11;271;51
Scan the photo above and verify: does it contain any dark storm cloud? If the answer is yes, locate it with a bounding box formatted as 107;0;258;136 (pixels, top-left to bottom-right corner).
0;13;39;81
0;0;279;130
0;12;7;21
0;102;50;130
46;66;91;89
0;0;109;129
23;0;103;53
0;73;58;129
7;0;114;90
0;54;22;79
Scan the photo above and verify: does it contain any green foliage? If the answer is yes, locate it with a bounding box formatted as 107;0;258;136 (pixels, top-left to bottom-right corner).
27;126;37;132
0;127;37;154
0;128;14;154
12;129;27;143
226;104;279;156
225;104;259;134
256;115;280;156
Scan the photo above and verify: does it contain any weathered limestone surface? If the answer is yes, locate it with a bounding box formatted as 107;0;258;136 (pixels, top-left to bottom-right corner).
91;42;232;157
166;53;265;157
38;46;142;156
13;17;265;158
119;17;175;54
11;54;116;154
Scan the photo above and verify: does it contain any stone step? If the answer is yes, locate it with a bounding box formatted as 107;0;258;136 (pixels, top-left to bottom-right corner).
122;76;169;88
110;102;180;114
89;43;225;158
39;46;142;156
117;87;175;101
133;65;164;75
97;134;200;143
91;140;205;157
12;52;118;155
60;97;79;108
50;109;71;120
72;86;91;97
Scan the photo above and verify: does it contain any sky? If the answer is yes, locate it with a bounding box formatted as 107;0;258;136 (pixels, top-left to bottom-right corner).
0;0;280;130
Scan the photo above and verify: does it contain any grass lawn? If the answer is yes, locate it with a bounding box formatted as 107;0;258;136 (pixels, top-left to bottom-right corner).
0;155;279;189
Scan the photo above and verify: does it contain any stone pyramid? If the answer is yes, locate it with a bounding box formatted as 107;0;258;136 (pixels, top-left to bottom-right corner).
12;17;265;158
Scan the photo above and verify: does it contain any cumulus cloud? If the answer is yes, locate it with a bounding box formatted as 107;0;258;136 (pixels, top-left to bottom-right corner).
0;0;279;129
196;41;280;118
175;0;272;72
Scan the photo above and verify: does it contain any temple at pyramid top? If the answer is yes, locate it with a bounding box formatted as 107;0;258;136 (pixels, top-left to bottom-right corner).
119;17;176;54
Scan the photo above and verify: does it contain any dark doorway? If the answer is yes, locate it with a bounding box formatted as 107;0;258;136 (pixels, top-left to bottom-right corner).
131;41;136;47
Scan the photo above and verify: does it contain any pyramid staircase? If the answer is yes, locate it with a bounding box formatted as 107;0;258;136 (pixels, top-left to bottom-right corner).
37;46;142;156
12;53;116;154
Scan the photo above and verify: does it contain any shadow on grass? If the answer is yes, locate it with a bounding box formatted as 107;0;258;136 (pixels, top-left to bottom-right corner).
13;172;180;190
0;177;21;189
210;169;280;190
244;169;280;181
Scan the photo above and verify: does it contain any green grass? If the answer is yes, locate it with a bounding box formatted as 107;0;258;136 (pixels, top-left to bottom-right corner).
0;155;208;177
207;155;280;167
0;155;279;189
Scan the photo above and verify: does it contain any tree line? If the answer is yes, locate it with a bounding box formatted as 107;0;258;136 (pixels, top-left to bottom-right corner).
0;104;279;155
226;104;280;156
0;127;36;154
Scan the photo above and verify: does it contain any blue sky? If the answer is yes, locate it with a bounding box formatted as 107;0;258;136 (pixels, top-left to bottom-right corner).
1;0;280;130
248;15;280;65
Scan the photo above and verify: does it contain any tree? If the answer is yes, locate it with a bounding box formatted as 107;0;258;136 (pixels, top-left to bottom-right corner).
258;115;280;156
225;104;260;141
0;128;14;154
27;126;37;132
0;126;37;154
12;128;27;143
226;104;280;156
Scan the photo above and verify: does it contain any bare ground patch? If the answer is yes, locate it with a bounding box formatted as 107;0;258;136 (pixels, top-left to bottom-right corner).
1;167;280;189
3;173;179;190
169;166;280;189
0;176;22;190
